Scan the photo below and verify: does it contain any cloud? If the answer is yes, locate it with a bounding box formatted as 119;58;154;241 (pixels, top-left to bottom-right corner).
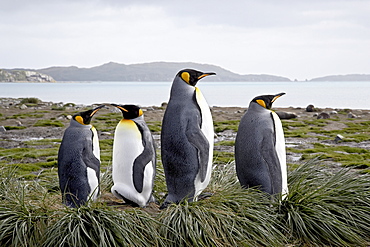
0;0;369;80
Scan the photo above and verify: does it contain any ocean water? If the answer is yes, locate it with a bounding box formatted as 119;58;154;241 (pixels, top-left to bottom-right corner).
1;81;369;109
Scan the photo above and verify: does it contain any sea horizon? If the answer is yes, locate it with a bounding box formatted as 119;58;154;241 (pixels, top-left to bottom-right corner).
1;81;369;109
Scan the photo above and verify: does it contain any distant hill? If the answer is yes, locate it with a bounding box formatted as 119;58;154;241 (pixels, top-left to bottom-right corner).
34;62;291;82
0;69;55;82
310;74;370;81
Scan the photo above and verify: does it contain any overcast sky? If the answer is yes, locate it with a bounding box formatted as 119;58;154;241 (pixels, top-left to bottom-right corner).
1;0;369;80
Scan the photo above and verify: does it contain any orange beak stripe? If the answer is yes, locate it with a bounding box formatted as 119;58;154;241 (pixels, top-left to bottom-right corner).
118;106;129;112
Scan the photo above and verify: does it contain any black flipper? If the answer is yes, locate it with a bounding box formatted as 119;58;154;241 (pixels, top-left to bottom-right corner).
185;118;210;182
132;122;155;193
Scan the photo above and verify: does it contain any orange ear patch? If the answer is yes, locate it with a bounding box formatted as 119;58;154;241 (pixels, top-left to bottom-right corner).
181;72;190;83
75;115;85;125
256;99;266;108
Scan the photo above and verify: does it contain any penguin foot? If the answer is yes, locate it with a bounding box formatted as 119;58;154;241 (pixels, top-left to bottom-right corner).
197;192;214;200
149;195;159;205
114;190;140;207
159;201;172;210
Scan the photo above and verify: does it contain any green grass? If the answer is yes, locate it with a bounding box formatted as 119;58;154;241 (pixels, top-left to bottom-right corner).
282;118;370;142
2;103;370;246
214;120;239;133
147;121;162;133
4;126;27;130
20;97;41;104
6;113;44;119
280;159;370;246
34;120;64;127
288;143;370;168
213;151;235;164
215;140;235;146
43;206;161;247
2;160;370;246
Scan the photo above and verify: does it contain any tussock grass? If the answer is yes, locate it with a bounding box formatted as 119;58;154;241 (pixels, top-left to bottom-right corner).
2;159;370;246
279;158;370;246
0;168;56;247
43;206;162;247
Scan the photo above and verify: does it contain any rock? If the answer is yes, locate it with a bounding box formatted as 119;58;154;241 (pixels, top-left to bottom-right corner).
101;132;112;135
276;111;297;119
16;121;22;126
306;104;315;112
0;126;6;132
19;104;27;110
317;112;330;119
330;111;338;115
66;115;72;120
334;134;344;143
347;112;357;118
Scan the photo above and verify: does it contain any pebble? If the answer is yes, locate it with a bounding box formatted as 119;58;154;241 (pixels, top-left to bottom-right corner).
334;134;344;143
317;112;330;119
347;112;357;118
101;132;112;135
20;104;27;110
306;104;315;112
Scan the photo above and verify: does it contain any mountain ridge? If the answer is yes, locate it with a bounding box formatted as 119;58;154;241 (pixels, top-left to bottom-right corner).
2;62;370;82
35;61;291;82
309;74;370;81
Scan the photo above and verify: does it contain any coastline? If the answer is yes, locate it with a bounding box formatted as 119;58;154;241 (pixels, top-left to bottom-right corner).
1;97;370;173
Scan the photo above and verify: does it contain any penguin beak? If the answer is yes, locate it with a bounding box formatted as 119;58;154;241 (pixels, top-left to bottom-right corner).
90;105;105;117
271;93;285;103
111;104;128;112
198;72;216;80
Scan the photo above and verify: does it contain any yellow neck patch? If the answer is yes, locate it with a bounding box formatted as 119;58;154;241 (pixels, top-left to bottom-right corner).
75;115;85;125
181;72;190;83
256;99;266;108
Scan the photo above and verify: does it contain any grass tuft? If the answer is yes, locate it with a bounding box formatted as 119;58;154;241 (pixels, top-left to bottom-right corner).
43;205;161;247
279;158;370;246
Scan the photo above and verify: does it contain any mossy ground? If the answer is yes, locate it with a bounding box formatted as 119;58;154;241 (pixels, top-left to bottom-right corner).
1;98;370;246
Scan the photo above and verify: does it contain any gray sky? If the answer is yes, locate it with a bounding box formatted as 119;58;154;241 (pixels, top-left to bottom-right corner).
1;0;369;80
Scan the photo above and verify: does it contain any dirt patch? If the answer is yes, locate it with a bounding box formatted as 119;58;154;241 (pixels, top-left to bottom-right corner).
323;122;348;131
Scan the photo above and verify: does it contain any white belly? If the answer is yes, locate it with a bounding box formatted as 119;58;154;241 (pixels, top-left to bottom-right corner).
87;167;99;201
111;120;154;207
272;111;288;197
91;126;100;161
194;87;214;199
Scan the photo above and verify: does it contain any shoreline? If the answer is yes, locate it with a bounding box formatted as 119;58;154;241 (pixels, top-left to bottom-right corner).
2;96;370;111
1;97;370;174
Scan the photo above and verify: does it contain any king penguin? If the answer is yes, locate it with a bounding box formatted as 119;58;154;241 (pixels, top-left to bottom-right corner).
160;69;216;209
58;105;105;207
235;93;288;198
111;104;156;207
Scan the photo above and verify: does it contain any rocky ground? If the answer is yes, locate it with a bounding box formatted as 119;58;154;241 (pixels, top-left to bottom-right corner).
1;97;370;173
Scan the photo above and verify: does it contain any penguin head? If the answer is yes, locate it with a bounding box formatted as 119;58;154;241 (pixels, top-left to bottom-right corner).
252;92;285;110
111;104;143;119
177;69;216;86
73;105;105;125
